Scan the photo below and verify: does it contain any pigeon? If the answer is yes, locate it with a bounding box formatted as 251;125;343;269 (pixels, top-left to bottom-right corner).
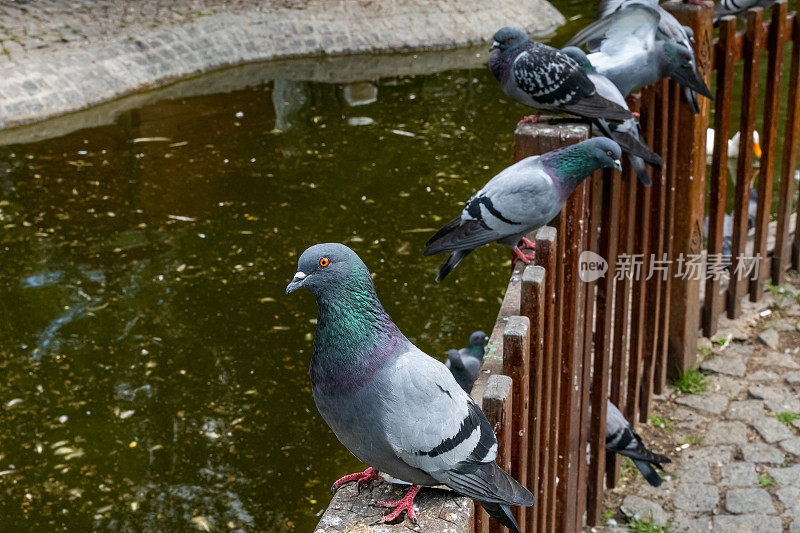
286;243;534;531
562;46;662;186
703;187;758;259
445;331;489;393
606;401;671;486
488;27;633;124
714;0;776;23
706;129;762;160
567;1;712;105
424;138;623;282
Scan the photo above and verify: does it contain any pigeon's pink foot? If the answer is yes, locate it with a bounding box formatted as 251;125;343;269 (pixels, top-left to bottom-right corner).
763;21;770;32
378;484;420;524
631;111;641;119
331;467;379;494
686;0;710;5
520;237;536;249
513;246;536;264
517;114;541;125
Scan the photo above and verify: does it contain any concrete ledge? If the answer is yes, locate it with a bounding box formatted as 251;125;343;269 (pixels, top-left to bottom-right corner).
0;0;564;131
314;480;472;532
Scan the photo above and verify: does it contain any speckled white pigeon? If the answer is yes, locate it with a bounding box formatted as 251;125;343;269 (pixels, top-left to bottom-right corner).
488;27;633;124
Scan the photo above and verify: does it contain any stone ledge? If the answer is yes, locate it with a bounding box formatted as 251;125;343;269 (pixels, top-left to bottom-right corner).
314;480;472;532
0;0;564;130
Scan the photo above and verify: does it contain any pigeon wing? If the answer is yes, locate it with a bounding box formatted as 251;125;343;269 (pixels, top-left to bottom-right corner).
383;347;532;506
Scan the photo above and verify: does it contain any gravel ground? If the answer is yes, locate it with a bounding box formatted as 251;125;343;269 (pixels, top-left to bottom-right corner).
589;271;800;533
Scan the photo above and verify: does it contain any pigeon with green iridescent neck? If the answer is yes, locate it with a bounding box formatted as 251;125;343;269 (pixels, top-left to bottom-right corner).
446;331;488;393
562;46;661;186
488;27;633;124
286;243;533;531
424;138;622;282
606;401;671;486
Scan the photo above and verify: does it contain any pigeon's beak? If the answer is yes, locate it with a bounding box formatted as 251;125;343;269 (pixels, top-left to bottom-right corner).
285;271;307;295
490;40;500;52
613;159;623;172
670;66;713;99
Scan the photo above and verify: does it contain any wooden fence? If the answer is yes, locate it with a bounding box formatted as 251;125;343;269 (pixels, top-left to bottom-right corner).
315;1;800;532
469;1;800;531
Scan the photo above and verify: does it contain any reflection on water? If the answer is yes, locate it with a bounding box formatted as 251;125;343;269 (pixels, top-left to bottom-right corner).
0;59;533;530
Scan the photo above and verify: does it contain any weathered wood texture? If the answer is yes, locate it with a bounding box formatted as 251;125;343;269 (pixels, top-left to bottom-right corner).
664;1;711;377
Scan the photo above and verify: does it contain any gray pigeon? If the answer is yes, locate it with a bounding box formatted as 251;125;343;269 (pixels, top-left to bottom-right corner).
488;27;633;124
714;0;776;22
445;331;489;393
424;138;623;281
702;187;758;260
606;401;671;487
568;1;712;102
286;243;533;531
562;46;662;186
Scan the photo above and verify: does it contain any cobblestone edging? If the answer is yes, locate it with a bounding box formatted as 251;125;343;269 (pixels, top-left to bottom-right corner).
0;0;564;131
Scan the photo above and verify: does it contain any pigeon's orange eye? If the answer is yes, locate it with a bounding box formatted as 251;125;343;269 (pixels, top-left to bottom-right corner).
319;257;330;267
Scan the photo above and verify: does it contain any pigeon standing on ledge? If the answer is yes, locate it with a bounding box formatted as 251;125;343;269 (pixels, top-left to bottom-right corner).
606;401;671;486
424;138;622;282
488;27;633;124
562;46;662;186
286;244;534;531
446;330;489;393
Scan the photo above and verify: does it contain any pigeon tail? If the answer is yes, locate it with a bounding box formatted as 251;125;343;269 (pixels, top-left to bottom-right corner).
563;92;632;122
630;155;653;186
435;459;534;507
479;501;523;533
436;249;472;282
633;459;664;487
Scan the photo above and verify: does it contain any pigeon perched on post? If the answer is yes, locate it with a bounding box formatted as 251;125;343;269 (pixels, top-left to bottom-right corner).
445;331;489;393
713;0;776;22
606;401;671;486
424;138;622;281
488;27;633;124
286;244;533;531
567;1;712;105
562;46;662;186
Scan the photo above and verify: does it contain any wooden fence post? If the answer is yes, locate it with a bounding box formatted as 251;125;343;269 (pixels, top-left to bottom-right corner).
483;375;514;533
503;316;531;530
663;1;712;377
704;16;737;337
534;227;558;533
520;266;546;533
729;8;764;317
779;15;800;276
750;1;787;300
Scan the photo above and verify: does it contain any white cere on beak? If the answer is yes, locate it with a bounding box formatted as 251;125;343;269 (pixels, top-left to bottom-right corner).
292;271;307;281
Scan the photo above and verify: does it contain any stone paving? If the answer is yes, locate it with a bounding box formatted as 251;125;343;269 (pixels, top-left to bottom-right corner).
0;0;564;130
592;276;800;533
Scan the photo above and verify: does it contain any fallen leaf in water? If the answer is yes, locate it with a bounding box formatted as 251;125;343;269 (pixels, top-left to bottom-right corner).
132;137;171;143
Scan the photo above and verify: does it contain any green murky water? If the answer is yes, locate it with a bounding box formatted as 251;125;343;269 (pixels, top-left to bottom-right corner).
0;4;603;527
1;2;793;530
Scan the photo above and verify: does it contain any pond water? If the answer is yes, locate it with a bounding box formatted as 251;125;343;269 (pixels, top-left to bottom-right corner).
1;1;793;531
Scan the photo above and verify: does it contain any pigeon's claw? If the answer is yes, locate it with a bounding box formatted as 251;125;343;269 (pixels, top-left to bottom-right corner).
517;114;542;125
513;246;536;264
330;467;379;495
520;237;536;250
631;111;641;119
685;0;711;5
378;484;420;524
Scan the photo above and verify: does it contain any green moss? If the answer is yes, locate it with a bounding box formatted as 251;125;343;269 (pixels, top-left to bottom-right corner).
673;369;707;394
